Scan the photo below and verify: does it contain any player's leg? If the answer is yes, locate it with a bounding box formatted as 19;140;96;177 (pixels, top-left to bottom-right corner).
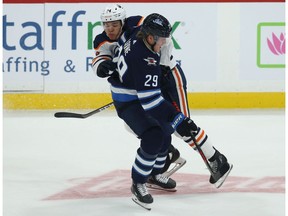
161;64;190;117
147;134;177;191
176;119;233;188
160;64;189;176
187;131;232;188
113;101;174;207
114;101;156;206
162;65;232;187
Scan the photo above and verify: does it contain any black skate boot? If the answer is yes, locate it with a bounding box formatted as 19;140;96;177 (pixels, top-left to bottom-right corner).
161;144;186;177
209;149;233;188
146;174;177;192
131;183;153;210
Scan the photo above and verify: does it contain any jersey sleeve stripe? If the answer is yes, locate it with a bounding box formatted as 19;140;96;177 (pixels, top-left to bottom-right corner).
111;85;137;95
110;85;138;102
92;55;111;65
140;95;164;111
137;89;161;100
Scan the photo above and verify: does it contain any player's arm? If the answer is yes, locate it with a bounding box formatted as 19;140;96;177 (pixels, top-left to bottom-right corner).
92;40;117;78
159;37;176;69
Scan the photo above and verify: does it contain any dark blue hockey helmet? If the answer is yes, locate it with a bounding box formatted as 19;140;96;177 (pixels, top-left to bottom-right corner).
141;13;172;38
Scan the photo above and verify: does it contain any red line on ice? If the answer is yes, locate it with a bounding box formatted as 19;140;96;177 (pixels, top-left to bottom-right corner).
43;170;285;200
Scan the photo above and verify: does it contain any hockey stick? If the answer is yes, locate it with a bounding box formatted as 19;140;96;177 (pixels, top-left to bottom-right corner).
170;96;215;176
54;102;114;119
162;74;215;176
169;97;214;175
189;135;214;175
166;88;232;186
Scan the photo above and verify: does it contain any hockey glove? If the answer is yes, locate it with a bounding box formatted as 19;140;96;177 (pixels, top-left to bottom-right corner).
160;65;172;92
96;60;117;78
171;113;198;141
160;65;171;76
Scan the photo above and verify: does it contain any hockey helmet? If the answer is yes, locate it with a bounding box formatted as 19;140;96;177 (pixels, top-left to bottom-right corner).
141;13;172;38
100;4;126;26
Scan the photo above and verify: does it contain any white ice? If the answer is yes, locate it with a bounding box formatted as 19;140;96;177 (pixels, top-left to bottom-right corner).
3;108;285;216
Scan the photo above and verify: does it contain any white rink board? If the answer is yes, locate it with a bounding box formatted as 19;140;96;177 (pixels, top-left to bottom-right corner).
2;3;285;92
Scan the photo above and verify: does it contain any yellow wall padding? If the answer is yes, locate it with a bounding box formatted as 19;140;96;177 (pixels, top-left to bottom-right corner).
3;92;285;110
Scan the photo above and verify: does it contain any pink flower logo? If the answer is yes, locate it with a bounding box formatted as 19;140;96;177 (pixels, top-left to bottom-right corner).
267;33;285;55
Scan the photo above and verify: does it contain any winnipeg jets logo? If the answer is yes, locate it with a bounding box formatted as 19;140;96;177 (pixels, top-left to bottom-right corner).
153;18;163;26
144;57;157;66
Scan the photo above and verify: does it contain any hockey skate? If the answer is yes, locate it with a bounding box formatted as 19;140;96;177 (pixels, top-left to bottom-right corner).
209;149;233;188
131;183;153;211
146;174;177;192
161;145;187;178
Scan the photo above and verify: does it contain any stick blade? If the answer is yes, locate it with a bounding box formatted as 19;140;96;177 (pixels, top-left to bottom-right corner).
54;112;85;118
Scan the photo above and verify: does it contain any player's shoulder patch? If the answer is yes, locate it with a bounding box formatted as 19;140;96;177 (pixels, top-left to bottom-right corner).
143;57;158;66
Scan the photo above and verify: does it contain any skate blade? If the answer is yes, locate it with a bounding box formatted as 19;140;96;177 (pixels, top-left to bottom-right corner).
214;163;233;188
131;196;152;211
162;157;187;178
146;183;177;192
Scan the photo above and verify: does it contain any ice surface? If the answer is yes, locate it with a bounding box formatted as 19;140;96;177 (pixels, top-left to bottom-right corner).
3;109;285;216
